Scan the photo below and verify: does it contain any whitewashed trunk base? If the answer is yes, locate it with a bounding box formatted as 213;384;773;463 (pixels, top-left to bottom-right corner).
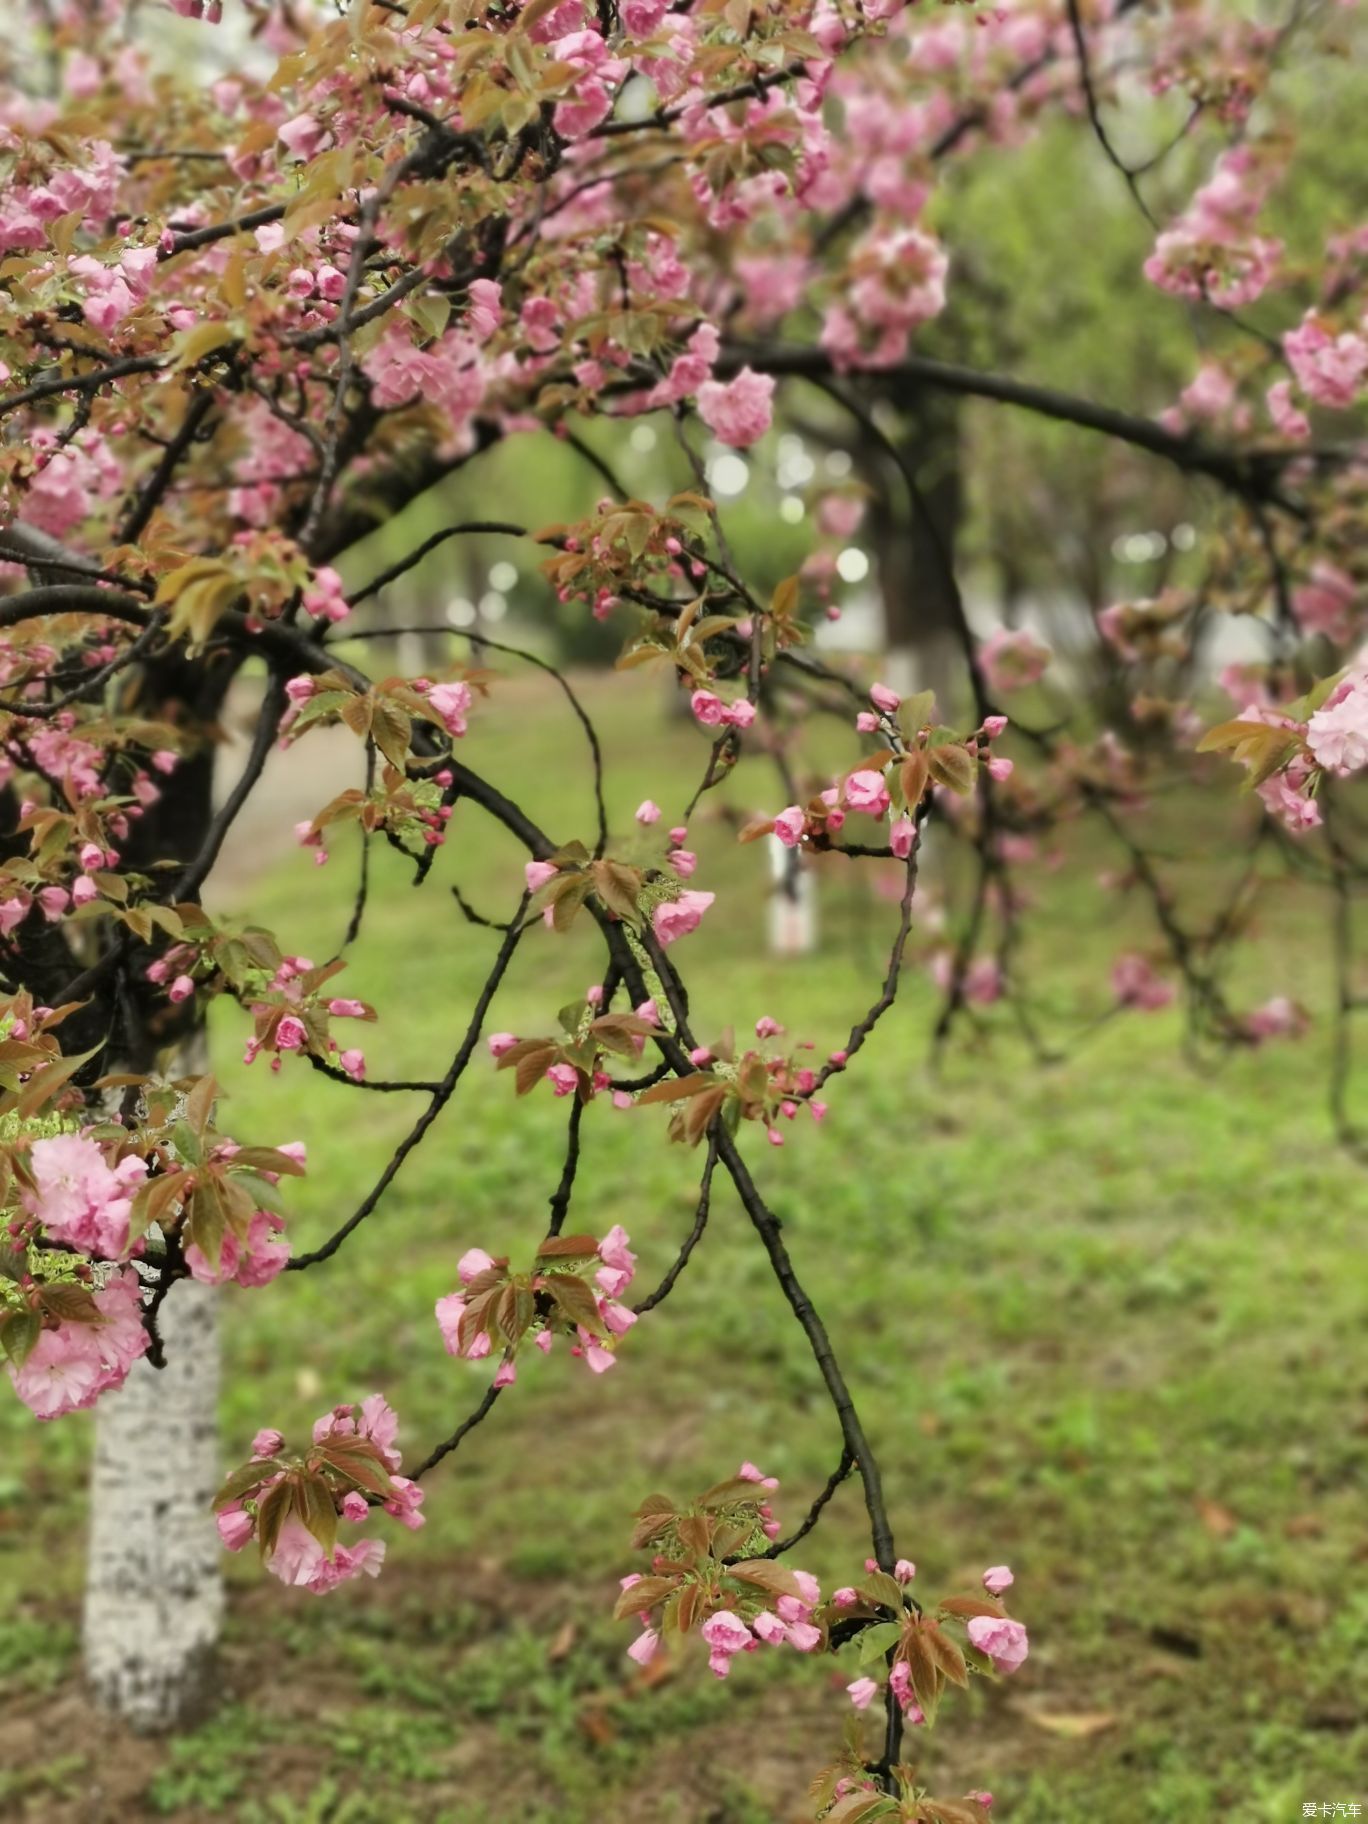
83;1276;224;1730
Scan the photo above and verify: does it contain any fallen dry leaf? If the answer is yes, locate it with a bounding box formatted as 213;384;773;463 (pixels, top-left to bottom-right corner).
1196;1497;1237;1539
1284;1513;1324;1539
577;1706;616;1748
1023;1710;1119;1739
548;1620;577;1661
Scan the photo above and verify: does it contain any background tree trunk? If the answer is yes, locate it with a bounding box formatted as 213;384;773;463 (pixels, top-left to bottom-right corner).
867;382;964;715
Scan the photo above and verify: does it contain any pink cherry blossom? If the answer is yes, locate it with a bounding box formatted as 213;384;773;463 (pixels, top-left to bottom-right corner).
700;1609;753;1675
980;627;1050;694
652;890;714;947
1283;311;1368;409
966;1614;1029;1674
1111;954;1175;1011
427;680;473;738
696;367;774;448
627;1626;661;1664
26;1132;147;1258
844;769;891;817
1307;673;1368;774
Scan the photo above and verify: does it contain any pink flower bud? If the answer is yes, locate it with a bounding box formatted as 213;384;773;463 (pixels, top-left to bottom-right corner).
217;1507;254;1552
890;816;917;860
773;806;806;848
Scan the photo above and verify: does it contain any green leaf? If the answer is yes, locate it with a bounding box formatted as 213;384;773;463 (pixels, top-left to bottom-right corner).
854;1620;903;1667
926;742;977;796
214;1459;283;1510
0;1308;41;1368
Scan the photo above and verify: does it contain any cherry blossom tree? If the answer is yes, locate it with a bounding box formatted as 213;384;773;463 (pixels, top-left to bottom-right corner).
2;0;1366;1811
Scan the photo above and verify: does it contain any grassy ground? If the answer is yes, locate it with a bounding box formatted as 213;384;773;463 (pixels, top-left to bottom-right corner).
0;668;1364;1823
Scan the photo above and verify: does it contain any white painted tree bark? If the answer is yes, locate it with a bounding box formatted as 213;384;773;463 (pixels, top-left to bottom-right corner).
83;1278;223;1729
767;833;818;957
83;1035;223;1730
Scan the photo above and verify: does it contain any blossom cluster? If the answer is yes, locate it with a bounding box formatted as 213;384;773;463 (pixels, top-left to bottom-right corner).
435;1229;638;1383
615;1465;824;1676
216;1395;423;1595
0;1023;306;1418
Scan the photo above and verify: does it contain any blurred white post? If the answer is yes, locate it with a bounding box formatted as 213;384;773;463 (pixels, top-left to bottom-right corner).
767;835;817;956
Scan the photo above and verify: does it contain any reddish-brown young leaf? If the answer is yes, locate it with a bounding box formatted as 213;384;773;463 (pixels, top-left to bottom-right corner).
938;1594;1007;1622
637;1071;718;1106
613;1574;678;1621
314;1437;396;1500
729;1560;807;1601
535;1234;599;1258
254;1477;295;1561
676;1511;713;1556
924;1618;970;1688
298;1472;338;1557
513;1044;558;1096
548;1273;603;1334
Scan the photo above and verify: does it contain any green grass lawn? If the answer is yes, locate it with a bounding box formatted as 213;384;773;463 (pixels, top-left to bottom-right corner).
1;667;1364;1823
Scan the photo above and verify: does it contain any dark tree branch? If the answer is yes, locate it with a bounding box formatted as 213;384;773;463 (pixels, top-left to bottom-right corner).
287;894;529;1269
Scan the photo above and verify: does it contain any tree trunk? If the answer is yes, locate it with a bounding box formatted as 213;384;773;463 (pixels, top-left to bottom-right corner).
78;652;239;1728
868;382;964;717
83;1275;223;1730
